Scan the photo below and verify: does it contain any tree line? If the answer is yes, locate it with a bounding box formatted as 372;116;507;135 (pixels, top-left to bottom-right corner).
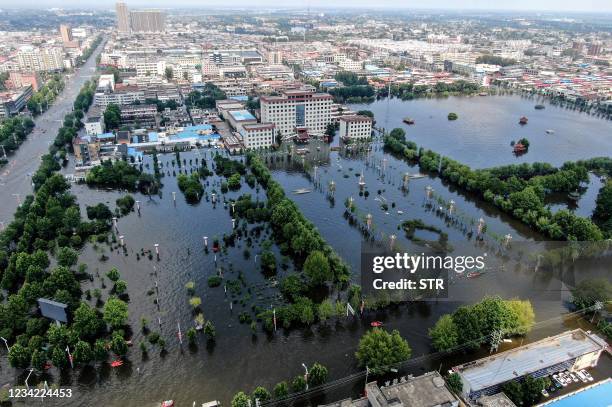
26;74;64;116
246;153;353;330
0;116;35;165
383;130;606;241
387;80;480;100
429;296;535;352
0;76;132;372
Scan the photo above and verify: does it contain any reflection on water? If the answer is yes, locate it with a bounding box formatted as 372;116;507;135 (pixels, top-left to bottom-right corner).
349;95;612;168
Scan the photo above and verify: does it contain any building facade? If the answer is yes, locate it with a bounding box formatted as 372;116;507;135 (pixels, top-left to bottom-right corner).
60;24;73;44
17;46;64;72
240;123;276;149
0;86;33;118
260;89;333;136
339;115;372;140
116;1;131;33
130;10;166;33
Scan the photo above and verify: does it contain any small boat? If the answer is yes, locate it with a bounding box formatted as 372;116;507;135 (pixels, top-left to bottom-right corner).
535;104;545;110
397;210;404;214
111;360;123;367
513;143;527;153
519;116;528;125
161;401;174;407
545;129;555;134
370;321;384;327
403;117;415;125
292;188;312;194
568;191;580;201
467;271;484;278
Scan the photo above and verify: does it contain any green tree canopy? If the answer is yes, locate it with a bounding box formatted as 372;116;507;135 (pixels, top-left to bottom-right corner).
303;250;331;286
355;329;411;374
103;297;128;329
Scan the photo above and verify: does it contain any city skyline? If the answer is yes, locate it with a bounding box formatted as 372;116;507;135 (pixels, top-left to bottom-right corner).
1;0;612;13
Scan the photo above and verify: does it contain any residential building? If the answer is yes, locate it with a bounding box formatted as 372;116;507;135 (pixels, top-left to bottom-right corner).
73;135;101;165
98;74;116;92
339;115;372;140
0;86;33;118
239;123;276;149
17;46;64;72
85;114;106;136
93;85;144;108
116;1;131;33
218;66;247;79
338;59;363;72
260;89;333;136
268;50;283;64
454;329;607;402
7;72;41;91
119;103;158;128
319;371;460;407
130;10;166;33
60;24;73;44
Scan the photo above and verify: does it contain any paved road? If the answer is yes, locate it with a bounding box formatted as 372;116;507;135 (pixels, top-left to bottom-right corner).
0;38;106;224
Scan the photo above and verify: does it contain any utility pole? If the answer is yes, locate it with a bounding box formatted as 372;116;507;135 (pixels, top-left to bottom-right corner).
0;336;10;352
25;368;35;389
302;363;309;390
489;330;502;354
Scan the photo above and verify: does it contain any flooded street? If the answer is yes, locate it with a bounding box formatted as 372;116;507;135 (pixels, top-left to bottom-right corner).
1;94;610;406
0;38;106;222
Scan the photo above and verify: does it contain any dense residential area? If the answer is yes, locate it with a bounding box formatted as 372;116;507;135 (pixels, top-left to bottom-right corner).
0;3;610;407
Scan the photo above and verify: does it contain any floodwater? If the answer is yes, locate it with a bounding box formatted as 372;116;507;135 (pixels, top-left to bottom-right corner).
350;94;612;168
1;95;610;407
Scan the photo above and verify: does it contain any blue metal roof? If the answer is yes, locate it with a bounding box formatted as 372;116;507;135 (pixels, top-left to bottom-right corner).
229;110;255;121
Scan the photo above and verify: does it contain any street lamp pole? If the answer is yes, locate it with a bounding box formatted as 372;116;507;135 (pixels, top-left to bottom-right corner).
0;336;9;352
302;363;309;390
25;368;35;390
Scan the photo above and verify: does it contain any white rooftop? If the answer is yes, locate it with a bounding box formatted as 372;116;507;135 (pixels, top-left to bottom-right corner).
456;329;606;393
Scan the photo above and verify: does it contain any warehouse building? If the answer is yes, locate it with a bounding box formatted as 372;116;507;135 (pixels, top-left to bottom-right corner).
453;329;607;402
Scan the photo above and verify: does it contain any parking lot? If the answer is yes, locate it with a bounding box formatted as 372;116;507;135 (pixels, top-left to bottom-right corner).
538;353;612;403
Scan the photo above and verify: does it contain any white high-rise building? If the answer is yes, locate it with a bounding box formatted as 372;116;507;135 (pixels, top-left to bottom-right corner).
116;1;130;33
260;89;333;136
17;46;64;72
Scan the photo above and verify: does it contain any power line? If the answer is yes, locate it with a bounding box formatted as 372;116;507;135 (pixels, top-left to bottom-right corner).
261;303;607;406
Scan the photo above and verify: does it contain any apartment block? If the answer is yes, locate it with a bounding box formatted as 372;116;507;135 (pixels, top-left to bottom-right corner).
17;46;64;72
239;123;276;149
339;115;373;140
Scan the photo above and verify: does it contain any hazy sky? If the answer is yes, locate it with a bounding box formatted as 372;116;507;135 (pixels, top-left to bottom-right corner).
0;0;611;12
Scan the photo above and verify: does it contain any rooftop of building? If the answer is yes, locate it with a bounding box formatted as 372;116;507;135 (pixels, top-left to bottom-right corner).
228;109;256;121
242;122;275;130
339;115;373;123
477;392;517;407
455;329;607;393
320;371;459;407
